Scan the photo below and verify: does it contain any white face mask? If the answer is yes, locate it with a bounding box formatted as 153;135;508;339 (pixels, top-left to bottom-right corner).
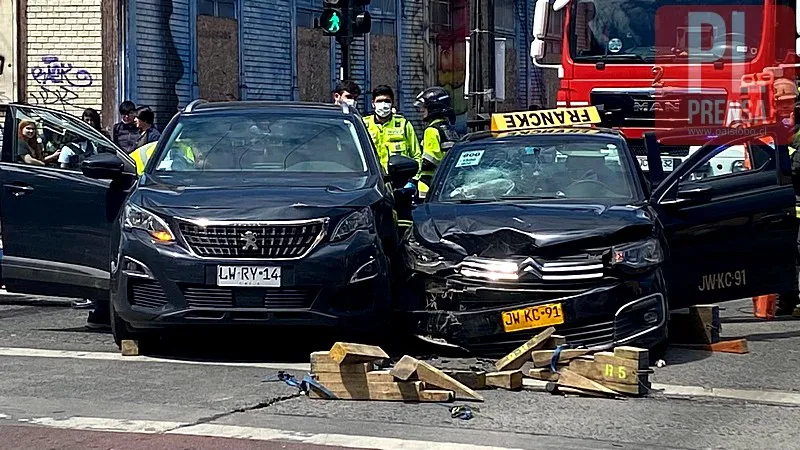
374;101;392;118
343;98;356;108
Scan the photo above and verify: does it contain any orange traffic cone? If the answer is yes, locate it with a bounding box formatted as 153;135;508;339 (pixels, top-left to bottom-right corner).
753;294;777;319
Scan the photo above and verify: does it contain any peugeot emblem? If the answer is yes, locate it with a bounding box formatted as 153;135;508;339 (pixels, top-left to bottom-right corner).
241;231;259;250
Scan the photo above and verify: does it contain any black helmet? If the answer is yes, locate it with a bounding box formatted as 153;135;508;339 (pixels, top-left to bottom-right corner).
414;86;454;123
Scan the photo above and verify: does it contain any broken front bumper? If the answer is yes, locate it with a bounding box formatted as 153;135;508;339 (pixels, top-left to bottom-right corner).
403;270;668;353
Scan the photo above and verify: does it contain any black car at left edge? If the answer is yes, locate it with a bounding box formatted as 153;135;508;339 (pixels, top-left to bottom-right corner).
0;102;419;347
397;106;797;355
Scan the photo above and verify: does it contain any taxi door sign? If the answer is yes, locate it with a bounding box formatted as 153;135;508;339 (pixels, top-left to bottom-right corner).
490;106;602;132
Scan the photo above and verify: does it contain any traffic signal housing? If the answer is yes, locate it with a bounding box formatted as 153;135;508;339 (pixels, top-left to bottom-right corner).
315;0;372;38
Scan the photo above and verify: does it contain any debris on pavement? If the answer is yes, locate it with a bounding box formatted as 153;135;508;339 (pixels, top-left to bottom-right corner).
485;370;523;391
655;359;667;368
120;340;139;357
308;343;463;402
449;405;476;420
668;304;749;354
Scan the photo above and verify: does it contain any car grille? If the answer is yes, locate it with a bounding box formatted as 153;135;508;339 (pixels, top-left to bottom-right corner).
627;142;690;157
178;220;327;259
181;285;318;309
466;320;615;357
456;254;606;285
128;280;168;309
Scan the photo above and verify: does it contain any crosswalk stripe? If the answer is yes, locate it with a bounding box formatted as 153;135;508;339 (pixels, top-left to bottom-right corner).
25;416;525;450
0;347;310;371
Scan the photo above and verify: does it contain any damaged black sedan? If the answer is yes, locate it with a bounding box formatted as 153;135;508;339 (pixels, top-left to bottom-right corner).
398;110;797;355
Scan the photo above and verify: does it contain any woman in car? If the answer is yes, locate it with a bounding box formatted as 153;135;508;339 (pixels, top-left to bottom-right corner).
17;121;60;166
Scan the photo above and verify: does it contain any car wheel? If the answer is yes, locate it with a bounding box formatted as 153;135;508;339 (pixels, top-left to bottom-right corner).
109;301;158;352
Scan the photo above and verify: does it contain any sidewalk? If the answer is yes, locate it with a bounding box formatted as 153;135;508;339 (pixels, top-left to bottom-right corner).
0;289;73;307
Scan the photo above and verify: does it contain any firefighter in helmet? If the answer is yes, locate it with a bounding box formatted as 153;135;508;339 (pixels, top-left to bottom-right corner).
414;86;460;199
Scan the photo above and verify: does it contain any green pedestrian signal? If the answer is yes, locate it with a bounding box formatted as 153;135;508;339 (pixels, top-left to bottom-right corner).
318;8;345;36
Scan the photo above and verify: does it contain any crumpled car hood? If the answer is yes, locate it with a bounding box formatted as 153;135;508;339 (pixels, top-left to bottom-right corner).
412;201;656;258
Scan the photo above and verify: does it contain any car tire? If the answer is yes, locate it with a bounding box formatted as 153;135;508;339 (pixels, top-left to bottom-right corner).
109;300;158;352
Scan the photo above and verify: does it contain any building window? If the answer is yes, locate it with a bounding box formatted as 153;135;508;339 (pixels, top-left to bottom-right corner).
430;0;452;34
370;0;396;16
494;0;515;34
199;0;236;19
372;19;396;35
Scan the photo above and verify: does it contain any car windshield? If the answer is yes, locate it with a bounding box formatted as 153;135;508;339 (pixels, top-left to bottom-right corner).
435;138;638;203
569;0;765;63
150;112;369;176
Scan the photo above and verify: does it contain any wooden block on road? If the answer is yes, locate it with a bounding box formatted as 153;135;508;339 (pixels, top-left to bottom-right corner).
308;380;453;402
390;356;484;402
366;370;396;383
443;370;486;390
494;327;555;371
595;352;649;371
485;370;523;391
669;305;720;345
310;352;372;375
613;347;649;368
544;335;567;349
328;342;389;365
567;358;647;386
121;340;139;356
557;368;620;397
532;349;591;368
528;368;559;382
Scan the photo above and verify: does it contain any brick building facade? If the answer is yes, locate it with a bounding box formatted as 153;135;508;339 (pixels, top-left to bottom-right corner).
23;0;105;118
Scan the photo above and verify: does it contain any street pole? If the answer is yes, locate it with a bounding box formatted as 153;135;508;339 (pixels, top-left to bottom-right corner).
337;36;351;80
467;0;496;132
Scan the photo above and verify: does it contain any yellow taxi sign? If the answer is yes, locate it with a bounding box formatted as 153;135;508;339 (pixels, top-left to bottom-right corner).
493;128;603;138
490;106;601;132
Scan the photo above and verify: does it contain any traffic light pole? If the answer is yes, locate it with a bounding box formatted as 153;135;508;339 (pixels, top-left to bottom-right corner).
337;36;352;80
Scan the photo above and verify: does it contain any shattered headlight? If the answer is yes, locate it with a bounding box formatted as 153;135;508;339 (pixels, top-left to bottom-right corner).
406;234;448;270
123;203;175;243
331;207;374;242
610;238;663;270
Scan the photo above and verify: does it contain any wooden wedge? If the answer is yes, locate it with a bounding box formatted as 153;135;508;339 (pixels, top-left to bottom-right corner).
328;342;389;365
494;327;555;371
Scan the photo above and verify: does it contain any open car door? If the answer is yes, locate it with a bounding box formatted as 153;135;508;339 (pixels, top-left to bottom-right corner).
647;125;797;309
0;104;137;300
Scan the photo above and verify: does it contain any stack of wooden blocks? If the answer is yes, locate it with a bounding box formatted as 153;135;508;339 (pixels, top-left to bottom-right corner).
308;342;485;402
497;326;653;397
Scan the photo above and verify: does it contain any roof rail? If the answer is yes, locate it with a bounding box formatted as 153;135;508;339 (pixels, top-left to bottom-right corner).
184;99;208;113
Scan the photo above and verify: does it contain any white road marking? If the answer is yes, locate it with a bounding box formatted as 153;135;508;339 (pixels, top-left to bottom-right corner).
4;346;800;407
522;378;800;406
0;347;310;371
20;416;524;450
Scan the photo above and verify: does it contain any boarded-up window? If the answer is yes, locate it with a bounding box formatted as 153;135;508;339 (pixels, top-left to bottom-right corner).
297;28;332;102
197;16;241;101
495;42;519;112
370;34;397;93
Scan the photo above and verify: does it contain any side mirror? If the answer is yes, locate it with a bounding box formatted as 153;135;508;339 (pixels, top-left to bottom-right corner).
82;152;125;180
386;155;419;186
661;183;713;206
532;0;550;40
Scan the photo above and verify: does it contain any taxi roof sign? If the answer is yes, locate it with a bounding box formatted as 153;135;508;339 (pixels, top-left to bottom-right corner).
490;106;602;132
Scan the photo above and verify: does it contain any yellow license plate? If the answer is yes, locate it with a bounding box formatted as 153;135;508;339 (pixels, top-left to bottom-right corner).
501;303;565;333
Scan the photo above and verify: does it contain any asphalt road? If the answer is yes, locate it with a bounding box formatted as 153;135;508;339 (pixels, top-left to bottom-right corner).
1;293;799;449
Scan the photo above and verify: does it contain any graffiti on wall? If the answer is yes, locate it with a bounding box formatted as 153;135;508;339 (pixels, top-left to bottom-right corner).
29;55;93;110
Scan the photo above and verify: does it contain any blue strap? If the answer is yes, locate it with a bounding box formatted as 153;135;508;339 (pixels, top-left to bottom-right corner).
275;371;338;399
304;375;339;400
550;344;570;374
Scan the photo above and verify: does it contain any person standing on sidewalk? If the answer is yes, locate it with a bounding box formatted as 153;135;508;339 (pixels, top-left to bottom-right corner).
111;101;139;154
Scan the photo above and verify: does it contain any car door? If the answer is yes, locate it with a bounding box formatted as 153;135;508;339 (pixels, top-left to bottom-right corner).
647;126;797;309
0;104;137;299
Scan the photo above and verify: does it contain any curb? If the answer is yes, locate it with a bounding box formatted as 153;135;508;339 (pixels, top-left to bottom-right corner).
0;290;72;307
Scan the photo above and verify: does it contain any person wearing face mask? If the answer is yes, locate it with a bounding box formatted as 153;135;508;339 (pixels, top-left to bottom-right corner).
363;85;422;174
332;80;362;109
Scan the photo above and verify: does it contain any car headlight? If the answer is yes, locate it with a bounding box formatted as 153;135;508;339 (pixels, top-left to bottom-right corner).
611;238;663;269
331;207;374;242
123;203;175;242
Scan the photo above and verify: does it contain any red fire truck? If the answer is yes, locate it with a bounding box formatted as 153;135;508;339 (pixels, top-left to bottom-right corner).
530;0;797;174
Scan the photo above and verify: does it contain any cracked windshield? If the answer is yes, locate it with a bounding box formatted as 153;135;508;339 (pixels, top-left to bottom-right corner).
438;139;636;202
571;0;765;63
152;113;368;175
